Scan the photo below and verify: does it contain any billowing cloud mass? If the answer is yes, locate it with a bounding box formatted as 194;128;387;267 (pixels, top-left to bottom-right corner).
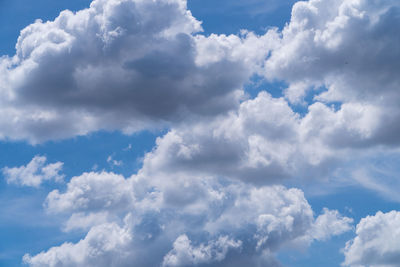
343;211;400;267
2;155;64;187
264;0;400;147
0;0;274;143
24;169;352;267
162;235;242;267
135;90;399;189
4;0;400;266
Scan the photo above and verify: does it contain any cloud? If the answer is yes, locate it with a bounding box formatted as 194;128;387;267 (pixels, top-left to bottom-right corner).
62;212;111;232
343;210;400;267
0;0;272;143
139;92;305;184
310;208;353;241
45;171;133;214
162;235;242;267
23;221;133;267
137;90;389;186
3;0;397;154
7;0;400;265
2;155;64;187
263;0;400;147
0;0;399;154
24;160;352;267
107;155;123;167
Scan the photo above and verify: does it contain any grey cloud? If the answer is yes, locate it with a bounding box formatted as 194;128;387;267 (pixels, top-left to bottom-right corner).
0;0;259;143
162;235;242;267
263;0;400;147
24;168;352;266
138;92;347;184
21;90;360;266
10;0;400;266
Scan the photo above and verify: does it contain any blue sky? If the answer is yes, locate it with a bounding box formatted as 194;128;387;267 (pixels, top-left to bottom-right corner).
1;0;400;266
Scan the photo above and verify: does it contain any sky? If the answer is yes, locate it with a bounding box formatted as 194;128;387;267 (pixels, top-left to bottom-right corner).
0;0;400;266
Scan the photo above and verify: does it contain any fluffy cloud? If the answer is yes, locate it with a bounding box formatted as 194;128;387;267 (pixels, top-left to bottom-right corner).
24;162;352;267
137;90;388;185
343;211;400;267
23;221;133;267
45;172;133;214
263;0;400;147
162;235;242;267
10;0;400;266
265;0;400;101
2;155;64;187
138;91;302;184
0;0;272;143
0;0;399;151
310;208;353;241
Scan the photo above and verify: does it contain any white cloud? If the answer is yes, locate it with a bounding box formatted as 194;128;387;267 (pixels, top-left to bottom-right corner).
310;208;353;241
45;171;133;214
23;220;133;267
263;0;400;147
62;212;111;232
162;235;242;267
24;163;352;266
343;211;400;267
0;0;270;143
2;155;64;187
10;0;400;266
137;91;382;185
138;92;302;184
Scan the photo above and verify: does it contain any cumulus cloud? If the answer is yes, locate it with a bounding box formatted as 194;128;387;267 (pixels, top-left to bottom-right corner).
137;90;389;186
0;0;273;143
23;221;133;267
45;172;133;214
263;0;400;147
2;155;64;187
343;210;400;267
23;161;352;267
9;0;400;266
125;0;400;192
0;0;399;153
310;208;353;241
162;235;242;267
138;91;303;184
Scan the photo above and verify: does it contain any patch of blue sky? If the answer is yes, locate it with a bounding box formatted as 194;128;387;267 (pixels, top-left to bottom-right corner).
188;0;297;35
290;85;344;116
244;75;286;99
244;77;342;118
0;130;159;178
0;0;295;56
0;184;83;267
